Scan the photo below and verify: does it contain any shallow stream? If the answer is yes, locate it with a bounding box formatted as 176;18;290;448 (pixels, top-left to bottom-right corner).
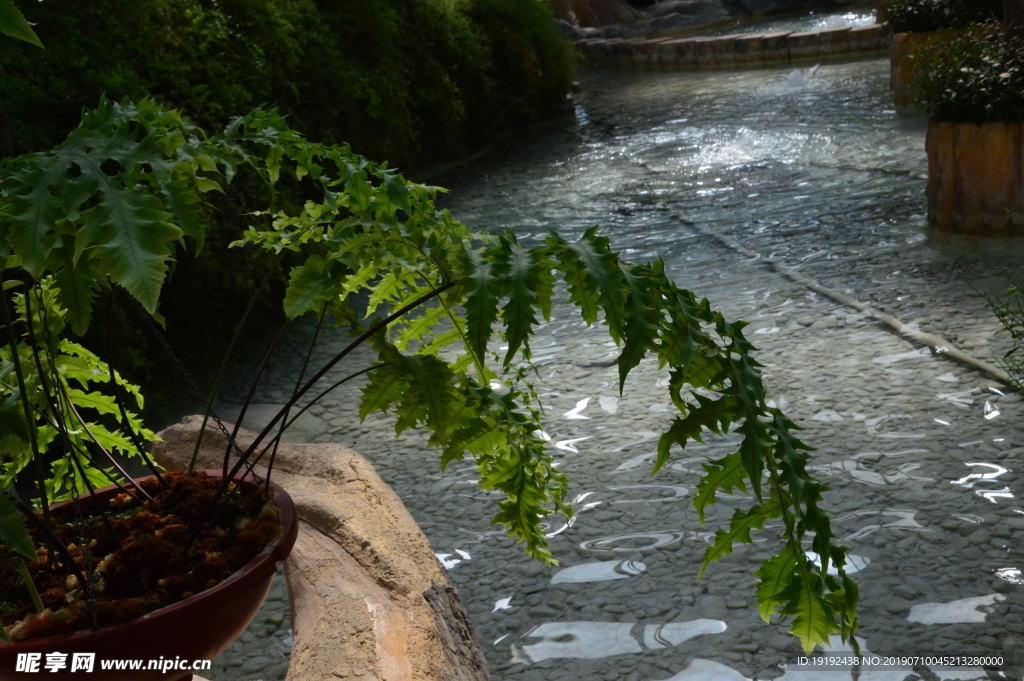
212;58;1024;681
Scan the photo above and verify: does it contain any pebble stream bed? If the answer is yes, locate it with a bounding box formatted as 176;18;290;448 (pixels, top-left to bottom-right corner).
207;57;1024;681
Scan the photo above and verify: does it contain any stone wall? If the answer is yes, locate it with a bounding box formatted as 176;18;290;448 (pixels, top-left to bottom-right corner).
153;416;491;681
579;23;888;66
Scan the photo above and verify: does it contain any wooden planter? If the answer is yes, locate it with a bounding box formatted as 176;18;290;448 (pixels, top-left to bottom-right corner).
891;29;963;108
927;119;1024;239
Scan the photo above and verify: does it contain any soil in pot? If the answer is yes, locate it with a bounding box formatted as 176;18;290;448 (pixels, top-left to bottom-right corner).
0;471;281;641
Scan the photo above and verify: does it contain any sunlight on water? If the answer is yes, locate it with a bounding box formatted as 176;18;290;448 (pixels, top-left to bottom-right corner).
227;53;1024;681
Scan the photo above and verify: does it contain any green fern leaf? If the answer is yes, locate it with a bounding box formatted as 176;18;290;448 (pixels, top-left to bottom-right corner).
359;362;407;419
616;264;660;391
463;249;500;366
754;542;799;622
494;235;547;365
53;244;97;336
698;496;782;578
76;186;182;314
0;493;35;560
0;0;42;47
692;451;749;523
655;393;737;473
283;256;341;319
782;567;839;654
4;165;66;277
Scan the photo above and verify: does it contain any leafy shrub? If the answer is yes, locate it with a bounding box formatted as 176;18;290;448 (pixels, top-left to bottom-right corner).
0;0;573;169
0;0;574;426
884;0;1002;33
916;28;1024;123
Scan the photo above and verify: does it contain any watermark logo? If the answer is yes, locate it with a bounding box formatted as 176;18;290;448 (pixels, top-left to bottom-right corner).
16;653;95;673
14;652;207;673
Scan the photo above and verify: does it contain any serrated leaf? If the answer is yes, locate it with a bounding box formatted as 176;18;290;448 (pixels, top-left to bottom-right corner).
0;0;42;47
159;183;205;253
616;263;660;391
53;243;97;336
692;451;749;523
359;362;407;419
783;566;838;654
76;186;182;314
4;165;66;277
655;393;737;474
463;248;500;366
494;236;546;365
698;497;782;578
755;542;799;622
283;256;339;319
0;493;35;560
0;393;30;451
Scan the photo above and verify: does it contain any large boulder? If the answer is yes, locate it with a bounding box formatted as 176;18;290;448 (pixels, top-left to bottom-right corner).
153;415;490;681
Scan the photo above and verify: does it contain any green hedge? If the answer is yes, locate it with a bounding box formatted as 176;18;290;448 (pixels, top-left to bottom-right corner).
916;28;1024;123
1;0;573;168
1;0;574;427
883;0;1002;33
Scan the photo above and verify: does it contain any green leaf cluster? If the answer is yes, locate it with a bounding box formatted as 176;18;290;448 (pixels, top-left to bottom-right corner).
0;0;573;170
0;97;857;651
915;28;1024;123
883;0;1002;33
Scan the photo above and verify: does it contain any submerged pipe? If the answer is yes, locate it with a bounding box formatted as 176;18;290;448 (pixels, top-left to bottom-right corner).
696;225;1011;384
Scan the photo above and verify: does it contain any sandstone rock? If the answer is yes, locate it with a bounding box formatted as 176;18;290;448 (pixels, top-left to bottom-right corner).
154;415;490;681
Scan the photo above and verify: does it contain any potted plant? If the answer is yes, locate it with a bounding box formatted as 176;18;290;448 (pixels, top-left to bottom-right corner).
915;24;1024;242
0;66;861;681
883;0;1002;107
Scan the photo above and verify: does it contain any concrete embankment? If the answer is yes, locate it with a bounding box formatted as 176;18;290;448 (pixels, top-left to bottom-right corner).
578;23;889;67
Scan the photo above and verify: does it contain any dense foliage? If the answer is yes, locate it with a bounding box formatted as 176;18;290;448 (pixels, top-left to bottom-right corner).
0;0;573;169
983;271;1024;390
1;98;859;652
0;0;574;425
883;0;1002;33
916;28;1024;122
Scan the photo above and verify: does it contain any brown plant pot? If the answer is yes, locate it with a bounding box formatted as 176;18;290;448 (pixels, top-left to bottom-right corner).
0;471;298;681
927;119;1024;240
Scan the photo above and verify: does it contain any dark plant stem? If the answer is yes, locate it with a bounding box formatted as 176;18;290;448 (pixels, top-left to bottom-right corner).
250;365;378;470
20;292;125;547
11;493;96;620
221;319;293;479
66;440;123;550
104;293;168;488
188;254;289;476
264;306;327;494
180;281;457;557
0;98;25;161
14;558;44;614
57;385;155;503
0;280;53;530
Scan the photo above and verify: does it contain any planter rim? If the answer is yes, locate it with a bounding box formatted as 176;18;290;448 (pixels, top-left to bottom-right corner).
0;469;297;649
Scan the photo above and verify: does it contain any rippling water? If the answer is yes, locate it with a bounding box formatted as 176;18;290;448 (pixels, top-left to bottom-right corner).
708;10;877;35
220;58;1024;681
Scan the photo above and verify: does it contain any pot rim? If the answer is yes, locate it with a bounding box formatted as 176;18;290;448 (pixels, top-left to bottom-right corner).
0;469;297;649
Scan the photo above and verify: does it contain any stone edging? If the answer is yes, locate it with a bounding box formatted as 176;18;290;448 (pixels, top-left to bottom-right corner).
153;416;491;681
577;24;890;68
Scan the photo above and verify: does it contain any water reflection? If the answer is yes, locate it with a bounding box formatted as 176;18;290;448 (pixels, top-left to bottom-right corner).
907;594;1004;625
513;619;726;664
550;559;646;584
